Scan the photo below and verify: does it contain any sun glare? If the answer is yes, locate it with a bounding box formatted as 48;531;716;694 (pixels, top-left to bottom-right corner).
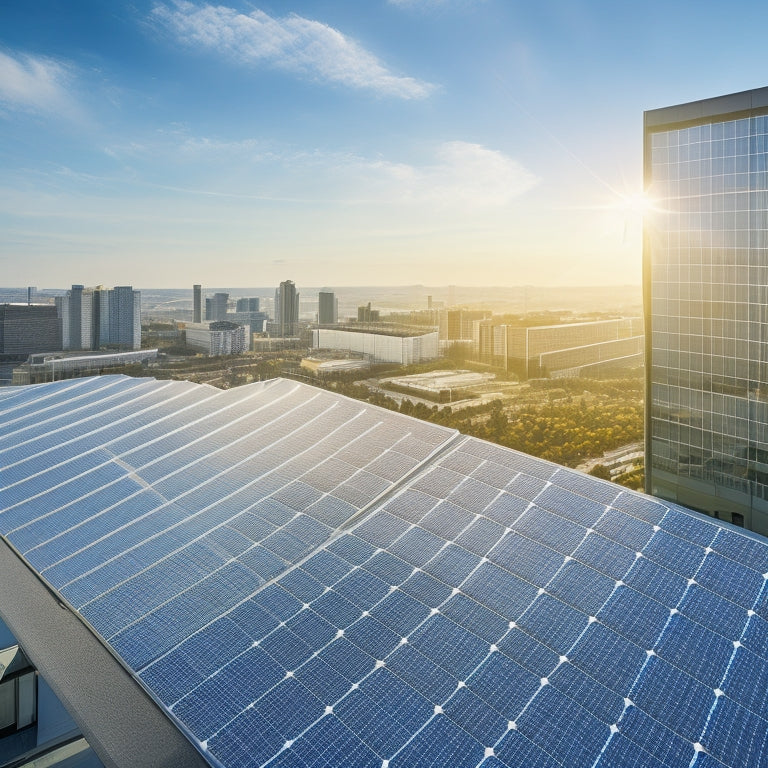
615;191;663;216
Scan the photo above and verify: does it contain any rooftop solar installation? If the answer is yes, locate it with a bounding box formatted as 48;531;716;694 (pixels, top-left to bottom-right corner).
2;375;768;768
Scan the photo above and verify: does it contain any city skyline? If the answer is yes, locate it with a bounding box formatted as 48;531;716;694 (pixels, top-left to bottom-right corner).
4;2;768;287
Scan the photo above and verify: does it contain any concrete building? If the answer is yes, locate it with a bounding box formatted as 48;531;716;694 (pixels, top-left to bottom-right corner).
231;310;267;336
236;297;259;313
275;280;299;337
185;321;249;355
477;318;643;379
205;292;229;322
11;349;158;385
357;302;380;323
313;327;439;364
300;357;370;375
644;86;768;535
440;309;492;342
56;284;140;352
0;304;61;358
193;284;202;323
106;286;141;350
56;284;96;350
318;291;338;325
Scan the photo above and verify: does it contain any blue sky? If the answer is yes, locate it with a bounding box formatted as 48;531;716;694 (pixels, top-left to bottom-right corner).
2;0;768;288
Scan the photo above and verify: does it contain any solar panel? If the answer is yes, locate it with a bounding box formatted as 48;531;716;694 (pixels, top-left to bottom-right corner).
1;374;768;768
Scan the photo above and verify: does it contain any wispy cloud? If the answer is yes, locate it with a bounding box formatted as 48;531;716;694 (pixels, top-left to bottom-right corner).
0;50;80;119
103;130;536;208
368;141;538;207
152;2;434;99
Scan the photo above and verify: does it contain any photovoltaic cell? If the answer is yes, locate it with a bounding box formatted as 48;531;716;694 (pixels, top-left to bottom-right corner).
2;375;768;768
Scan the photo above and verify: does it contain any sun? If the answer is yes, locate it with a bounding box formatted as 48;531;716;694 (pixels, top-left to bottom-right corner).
615;191;664;216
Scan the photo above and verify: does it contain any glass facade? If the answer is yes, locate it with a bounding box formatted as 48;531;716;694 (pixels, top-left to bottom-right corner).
646;101;768;536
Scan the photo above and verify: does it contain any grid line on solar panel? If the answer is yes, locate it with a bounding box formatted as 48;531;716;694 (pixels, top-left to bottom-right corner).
1;453;139;533
160;504;498;744
23;394;388;589
158;480;640;768
587;525;768;767
549;467;621;506
87;414;462;672
711;524;768;575
166;492;756;768
1;387;183;468
0;380;294;536
3;379;308;503
0;375;130;428
692;580;768;762
0;378;189;463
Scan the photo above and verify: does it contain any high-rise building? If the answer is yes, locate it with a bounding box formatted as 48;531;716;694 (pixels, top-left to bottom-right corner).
205;292;229;322
644;86;768;536
56;284;140;351
107;286;141;350
317;290;337;325
193;284;202;323
276;280;299;337
236;297;259;313
56;284;98;350
357;302;380;323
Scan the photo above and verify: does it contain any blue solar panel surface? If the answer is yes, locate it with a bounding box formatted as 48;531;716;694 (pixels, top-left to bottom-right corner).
1;375;768;768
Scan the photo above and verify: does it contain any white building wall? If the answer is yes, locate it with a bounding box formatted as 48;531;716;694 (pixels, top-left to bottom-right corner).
186;323;248;355
132;290;141;350
312;329;438;364
80;292;93;350
99;291;110;346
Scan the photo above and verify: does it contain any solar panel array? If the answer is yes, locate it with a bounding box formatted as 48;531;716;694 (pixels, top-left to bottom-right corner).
2;375;768;768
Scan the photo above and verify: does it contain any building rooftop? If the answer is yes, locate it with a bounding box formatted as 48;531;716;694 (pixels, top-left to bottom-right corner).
318;324;438;338
1;375;767;768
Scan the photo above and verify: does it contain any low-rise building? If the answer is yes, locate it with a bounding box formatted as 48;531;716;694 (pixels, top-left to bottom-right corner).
11;349;158;385
0;303;61;358
478;317;643;378
185;321;249;356
300;357;370;375
313;327;439;365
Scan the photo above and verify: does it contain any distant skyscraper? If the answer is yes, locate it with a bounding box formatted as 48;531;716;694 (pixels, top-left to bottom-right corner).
56;284;140;351
357;302;380;323
107;286;141;350
645;87;768;535
205;292;229;322
277;280;299;337
236;297;259;313
318;291;337;325
67;284;84;349
57;284;97;350
193;284;202;323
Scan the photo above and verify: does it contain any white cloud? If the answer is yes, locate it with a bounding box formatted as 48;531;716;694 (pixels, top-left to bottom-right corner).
368;141;538;207
152;2;434;99
0;50;79;118
103;131;536;209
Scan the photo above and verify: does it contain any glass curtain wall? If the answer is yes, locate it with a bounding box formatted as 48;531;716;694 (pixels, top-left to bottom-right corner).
647;113;768;534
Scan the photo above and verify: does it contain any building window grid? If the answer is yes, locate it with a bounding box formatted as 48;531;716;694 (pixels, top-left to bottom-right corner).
650;115;768;509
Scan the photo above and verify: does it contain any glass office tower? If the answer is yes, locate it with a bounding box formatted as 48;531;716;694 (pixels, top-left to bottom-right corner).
644;87;768;536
